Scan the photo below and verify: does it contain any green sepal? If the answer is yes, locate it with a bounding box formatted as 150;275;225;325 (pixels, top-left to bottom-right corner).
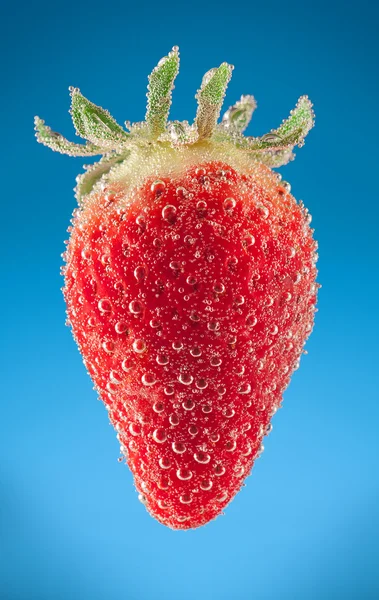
70;88;129;149
221;95;257;134
195;63;234;139
75;153;128;203
248;95;314;151
145;46;180;139
34;116;102;156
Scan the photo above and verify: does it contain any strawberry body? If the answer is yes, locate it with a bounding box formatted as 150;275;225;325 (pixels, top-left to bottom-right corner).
36;47;318;529
64;160;317;529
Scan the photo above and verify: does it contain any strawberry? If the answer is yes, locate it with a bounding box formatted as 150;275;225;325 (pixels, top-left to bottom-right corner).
35;47;318;530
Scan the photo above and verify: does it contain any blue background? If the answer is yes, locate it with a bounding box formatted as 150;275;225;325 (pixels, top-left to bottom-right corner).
1;1;378;598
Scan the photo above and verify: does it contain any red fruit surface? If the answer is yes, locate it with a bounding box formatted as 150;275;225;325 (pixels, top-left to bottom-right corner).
63;161;318;529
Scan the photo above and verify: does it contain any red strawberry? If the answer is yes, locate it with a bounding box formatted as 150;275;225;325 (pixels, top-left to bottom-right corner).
35;47;318;529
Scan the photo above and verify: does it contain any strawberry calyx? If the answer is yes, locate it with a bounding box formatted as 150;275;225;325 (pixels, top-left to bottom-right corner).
35;46;314;203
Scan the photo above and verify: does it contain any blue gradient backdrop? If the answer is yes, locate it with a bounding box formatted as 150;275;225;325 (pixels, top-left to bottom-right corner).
1;1;378;599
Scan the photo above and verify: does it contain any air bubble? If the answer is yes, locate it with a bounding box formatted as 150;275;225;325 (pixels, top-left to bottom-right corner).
217;385;226;395
129;423;141;436
134;265;147;281
153;401;165;414
238;382;251;394
141;373;156;386
132;339;146;353
156;354;169;366
179;494;192;504
98;299;112;313
224;408;235;419
178;373;193;385
235;295;245;306
188;425;198;436
122;358;133;371
87;317;96;327
101;253;110;266
213;282;225;294
183;399;195;411
164;385;174;396
102;341;114;354
106;382;117;394
200;479;213;491
151;180;166;194
202;405;212;414
194;451;210;464
159;457;171;469
190;311;200;322
258;205;269;219
235;466;245;477
186;275;197;285
196;200;207;214
223;197;236;212
214;465;226;476
172;341;183;351
216;491;228;502
208;321;220;332
150;318;161;329
184;235;195;246
176;516;190;524
242;444;252;456
281;181;291;193
153;428;167;443
136;215;146;229
243;234;255;247
196;378;208;390
190;346;202;357
226;256;238;270
129;300;143;314
176;468;192;481
176;186;187;197
169;260;181;271
226;439;237;451
169;414;179;426
195;167;206;176
110;370;122;384
115;321;127;334
81;248;90;260
210;433;220;443
172;442;186;454
114;280;126;293
210;356;222;367
162;204;177;223
270;324;279;335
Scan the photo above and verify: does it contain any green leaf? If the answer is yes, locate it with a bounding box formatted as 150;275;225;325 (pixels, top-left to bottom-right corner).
70;88;129;149
75;153;128;204
249;96;315;151
34;116;102;156
221;95;257;134
145;46;180;138
195;63;234;139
